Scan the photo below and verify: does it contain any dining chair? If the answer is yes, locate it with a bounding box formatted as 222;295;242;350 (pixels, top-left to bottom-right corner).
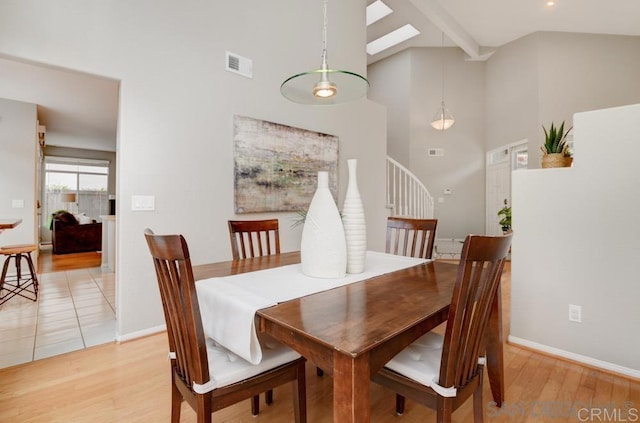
385;217;438;259
228;219;280;260
144;229;307;423
228;219;325;379
228;218;290;393
372;232;513;422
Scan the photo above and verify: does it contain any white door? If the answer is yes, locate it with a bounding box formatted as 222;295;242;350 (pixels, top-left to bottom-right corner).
485;140;528;235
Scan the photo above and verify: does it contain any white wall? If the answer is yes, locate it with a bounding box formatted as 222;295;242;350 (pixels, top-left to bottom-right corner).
486;32;640;163
368;47;486;239
0;0;387;339
368;49;411;165
0;97;37;247
0;56;119;152
484;33;540;153
511;104;640;376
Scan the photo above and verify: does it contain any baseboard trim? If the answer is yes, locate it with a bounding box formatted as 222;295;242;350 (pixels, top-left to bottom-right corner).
116;324;166;343
508;335;640;380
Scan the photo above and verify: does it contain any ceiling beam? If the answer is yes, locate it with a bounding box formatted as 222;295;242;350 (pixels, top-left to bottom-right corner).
408;0;494;61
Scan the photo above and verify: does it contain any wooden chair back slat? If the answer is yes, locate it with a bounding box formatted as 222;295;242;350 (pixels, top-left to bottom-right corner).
145;230;209;389
228;219;280;260
373;232;512;422
440;234;512;391
385;217;438;259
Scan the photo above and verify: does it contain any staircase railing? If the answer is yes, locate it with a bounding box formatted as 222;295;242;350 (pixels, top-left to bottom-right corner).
386;156;434;218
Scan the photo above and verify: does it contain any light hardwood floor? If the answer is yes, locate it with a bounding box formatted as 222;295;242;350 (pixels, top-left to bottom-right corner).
0;262;638;422
37;246;102;273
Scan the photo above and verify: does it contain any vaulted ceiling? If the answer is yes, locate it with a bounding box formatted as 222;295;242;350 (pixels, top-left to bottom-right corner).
367;0;640;64
2;1;640;152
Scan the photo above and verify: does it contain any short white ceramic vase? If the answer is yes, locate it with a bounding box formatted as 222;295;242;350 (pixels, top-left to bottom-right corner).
300;171;347;278
342;159;367;274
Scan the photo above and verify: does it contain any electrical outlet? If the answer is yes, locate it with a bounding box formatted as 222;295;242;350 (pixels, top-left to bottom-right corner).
569;304;582;323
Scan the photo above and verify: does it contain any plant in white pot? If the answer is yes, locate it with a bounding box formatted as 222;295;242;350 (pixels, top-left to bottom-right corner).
541;121;573;168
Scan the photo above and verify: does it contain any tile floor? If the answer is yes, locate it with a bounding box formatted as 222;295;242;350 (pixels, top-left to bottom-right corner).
0;266;116;369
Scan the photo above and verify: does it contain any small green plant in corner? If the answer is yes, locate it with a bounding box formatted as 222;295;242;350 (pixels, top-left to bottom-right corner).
541;121;573;157
290;209;308;229
290;208;344;229
497;199;512;233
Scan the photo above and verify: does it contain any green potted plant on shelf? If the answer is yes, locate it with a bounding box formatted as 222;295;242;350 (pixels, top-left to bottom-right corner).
541;121;573;168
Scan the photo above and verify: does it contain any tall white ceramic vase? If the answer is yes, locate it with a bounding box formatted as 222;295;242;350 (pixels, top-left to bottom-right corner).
300;171;347;278
342;159;367;273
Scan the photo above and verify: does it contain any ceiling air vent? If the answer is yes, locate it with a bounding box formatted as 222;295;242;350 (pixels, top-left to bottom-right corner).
428;148;444;157
225;51;253;79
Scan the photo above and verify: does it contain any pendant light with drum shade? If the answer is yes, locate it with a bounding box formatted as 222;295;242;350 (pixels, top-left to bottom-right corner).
280;0;369;105
430;32;455;131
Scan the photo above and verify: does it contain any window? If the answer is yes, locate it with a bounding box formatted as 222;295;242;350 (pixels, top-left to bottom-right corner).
44;157;109;223
488;148;509;165
511;144;528;170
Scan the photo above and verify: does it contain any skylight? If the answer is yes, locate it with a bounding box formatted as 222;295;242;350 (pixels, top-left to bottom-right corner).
367;24;420;55
366;0;393;26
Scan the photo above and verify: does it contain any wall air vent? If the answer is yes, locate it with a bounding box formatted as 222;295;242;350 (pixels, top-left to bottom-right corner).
225;51;253;79
428;148;444;157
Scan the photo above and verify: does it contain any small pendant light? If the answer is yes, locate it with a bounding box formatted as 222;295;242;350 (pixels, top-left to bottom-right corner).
430;32;455;131
281;0;369;105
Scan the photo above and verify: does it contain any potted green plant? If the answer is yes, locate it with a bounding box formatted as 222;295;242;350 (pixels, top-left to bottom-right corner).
497;199;512;234
541;121;573;168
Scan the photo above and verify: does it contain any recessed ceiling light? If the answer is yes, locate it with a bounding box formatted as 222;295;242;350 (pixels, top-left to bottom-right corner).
546;0;556;6
366;0;393;26
367;24;420;55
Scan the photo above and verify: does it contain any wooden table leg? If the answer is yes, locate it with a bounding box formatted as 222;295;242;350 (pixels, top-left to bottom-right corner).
333;351;370;422
486;282;505;406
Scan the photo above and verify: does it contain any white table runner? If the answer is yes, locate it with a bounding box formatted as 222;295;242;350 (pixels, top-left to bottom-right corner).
196;251;428;364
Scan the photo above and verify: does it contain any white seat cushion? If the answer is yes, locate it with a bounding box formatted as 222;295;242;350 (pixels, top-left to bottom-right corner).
385;331;486;398
192;333;301;394
384;332;454;396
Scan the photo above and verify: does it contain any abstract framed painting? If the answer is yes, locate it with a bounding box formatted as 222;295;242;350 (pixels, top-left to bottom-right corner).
233;115;339;213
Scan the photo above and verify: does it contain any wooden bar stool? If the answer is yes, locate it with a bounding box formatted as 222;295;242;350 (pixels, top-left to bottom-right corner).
0;244;39;305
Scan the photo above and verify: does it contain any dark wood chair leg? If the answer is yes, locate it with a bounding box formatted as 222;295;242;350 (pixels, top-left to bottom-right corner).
266;389;273;405
396;393;406;415
293;360;307;423
0;255;11;289
251;395;260;416
170;374;182;423
473;368;485;423
24;252;39;294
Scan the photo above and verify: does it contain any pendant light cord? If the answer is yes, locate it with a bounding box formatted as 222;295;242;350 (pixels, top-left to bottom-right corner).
440;32;445;107
321;0;329;70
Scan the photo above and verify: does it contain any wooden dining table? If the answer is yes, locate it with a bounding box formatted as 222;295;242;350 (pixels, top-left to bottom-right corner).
192;251;504;423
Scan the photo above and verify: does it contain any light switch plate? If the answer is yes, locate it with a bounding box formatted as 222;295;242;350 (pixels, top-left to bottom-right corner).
569;304;582;323
12;199;24;208
131;195;155;211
